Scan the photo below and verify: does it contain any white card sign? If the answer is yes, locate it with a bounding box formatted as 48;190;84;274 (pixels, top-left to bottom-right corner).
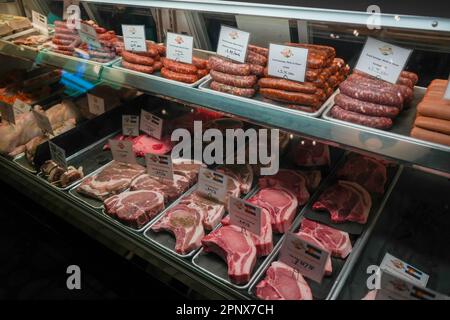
63;0;80;20
0;102;15;124
197;168;228;204
145;153;174;181
216;25;250;63
267;43;308;82
376;270;450;300
49;141;67;170
78;23;101;49
444;75;450;100
109;139;136;164
87;94;105;116
355;37;412;84
122;25;147;52
140;109;163;140
32;10;48;35
122;115;139;137
228;196;262;236
380;253;429;288
33;110;54;135
13;99;31;117
279;233;330;284
166;32;193;64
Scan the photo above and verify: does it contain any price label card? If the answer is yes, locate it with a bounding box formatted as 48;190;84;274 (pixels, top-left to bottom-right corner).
13;99;31;117
122;115;139;137
63;0;80;20
109;139;136;164
376;270;450;300
197;167;228;204
0;102;16;124
355;37;412;84
267;43;308;82
228;196;262;236
380;253;429;288
216;25;250;63
87;94;105;116
122;25;147;52
145;153;174;181
78;23;101;49
166;32;193;64
32;110;54;135
32;10;48;35
140;109;163;140
49;141;67;170
279;233;330;284
444;75;450;100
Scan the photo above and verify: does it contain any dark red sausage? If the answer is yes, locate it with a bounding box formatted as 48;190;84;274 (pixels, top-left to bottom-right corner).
258;78;317;94
334;93;400;118
208;56;251;76
192;57;208;69
122;60;154;74
246;51;267;67
330;105;393;129
161;67;198;83
339;80;404;107
210;81;255;97
259;88;320;106
210;70;257;88
249;64;264;76
161;58;197;75
122;51;155;66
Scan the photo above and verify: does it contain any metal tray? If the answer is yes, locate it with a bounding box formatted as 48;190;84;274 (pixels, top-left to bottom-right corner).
198;77;336;118
12;153;37;174
247;165;403;300
111;59;210;89
36;131;118;191
2;27;52;49
321;86;450;151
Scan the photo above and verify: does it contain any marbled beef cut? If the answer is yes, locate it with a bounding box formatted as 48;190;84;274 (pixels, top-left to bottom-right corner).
130;173;190;202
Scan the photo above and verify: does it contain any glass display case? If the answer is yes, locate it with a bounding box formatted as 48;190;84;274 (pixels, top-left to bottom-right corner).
0;0;449;300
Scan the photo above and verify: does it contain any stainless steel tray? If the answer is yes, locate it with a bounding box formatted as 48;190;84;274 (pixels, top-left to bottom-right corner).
247;164;403;300
12;153;37;174
111;58;210;89
321;86;450;151
198;77;336;118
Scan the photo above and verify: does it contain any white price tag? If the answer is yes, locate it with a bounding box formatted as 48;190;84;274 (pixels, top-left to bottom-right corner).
109;139;136;164
166;32;193;64
267;43;308;82
32;10;48;35
32;110;54;135
355;37;412;84
216;25;250;63
228;196;262;236
197;167;228;204
122;25;147;52
13;99;31;117
444;76;450;100
278;233;330;284
0;102;16;124
63;0;80;20
380;253;429;288
78;23;101;49
87;94;105;116
49;141;67;170
140;109;163;140
376;270;450;300
145;153;174;181
122;115;139;137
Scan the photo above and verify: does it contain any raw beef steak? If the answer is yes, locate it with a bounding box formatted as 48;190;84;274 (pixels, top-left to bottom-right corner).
296;231;333;275
248;187;298;233
130;173;190;202
256;261;313;300
221;207;273;256
312;180;372;224
179;192;225;230
216;164;254;194
201;224;257;284
337;155;387;194
104;190;164;228
172;158;203;185
258;169;311;205
76;161;145;200
151;204;204;255
291;139;330;167
299;218;352;259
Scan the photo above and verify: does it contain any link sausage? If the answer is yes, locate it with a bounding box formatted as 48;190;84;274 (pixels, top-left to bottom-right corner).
334;93;400;118
411;127;450;146
258;78;317;94
122;51;155;66
246;51;267;66
153;61;162;72
208;56;251;76
122;60;154;74
339;80;404;107
161;67;198;83
210;70;257;88
249;64;264;76
259;88;320;106
192;57;208;69
330;105;393;129
248;44;269;57
210;81;255;97
197;68;209;78
161;58;197;75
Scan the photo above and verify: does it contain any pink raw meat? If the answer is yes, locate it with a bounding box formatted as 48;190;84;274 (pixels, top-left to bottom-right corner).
296;231;333;276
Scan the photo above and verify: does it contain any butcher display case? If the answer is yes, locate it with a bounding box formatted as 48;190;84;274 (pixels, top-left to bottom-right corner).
0;0;449;300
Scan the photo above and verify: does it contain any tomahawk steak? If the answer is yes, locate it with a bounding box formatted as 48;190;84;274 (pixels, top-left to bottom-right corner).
221;207;273;256
76;161;145;200
312;180;372;224
255;261;313;300
248;187;298;233
299;218;352;259
104;190;165;228
337;155;387;194
201;224;257;284
151;204;205;255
